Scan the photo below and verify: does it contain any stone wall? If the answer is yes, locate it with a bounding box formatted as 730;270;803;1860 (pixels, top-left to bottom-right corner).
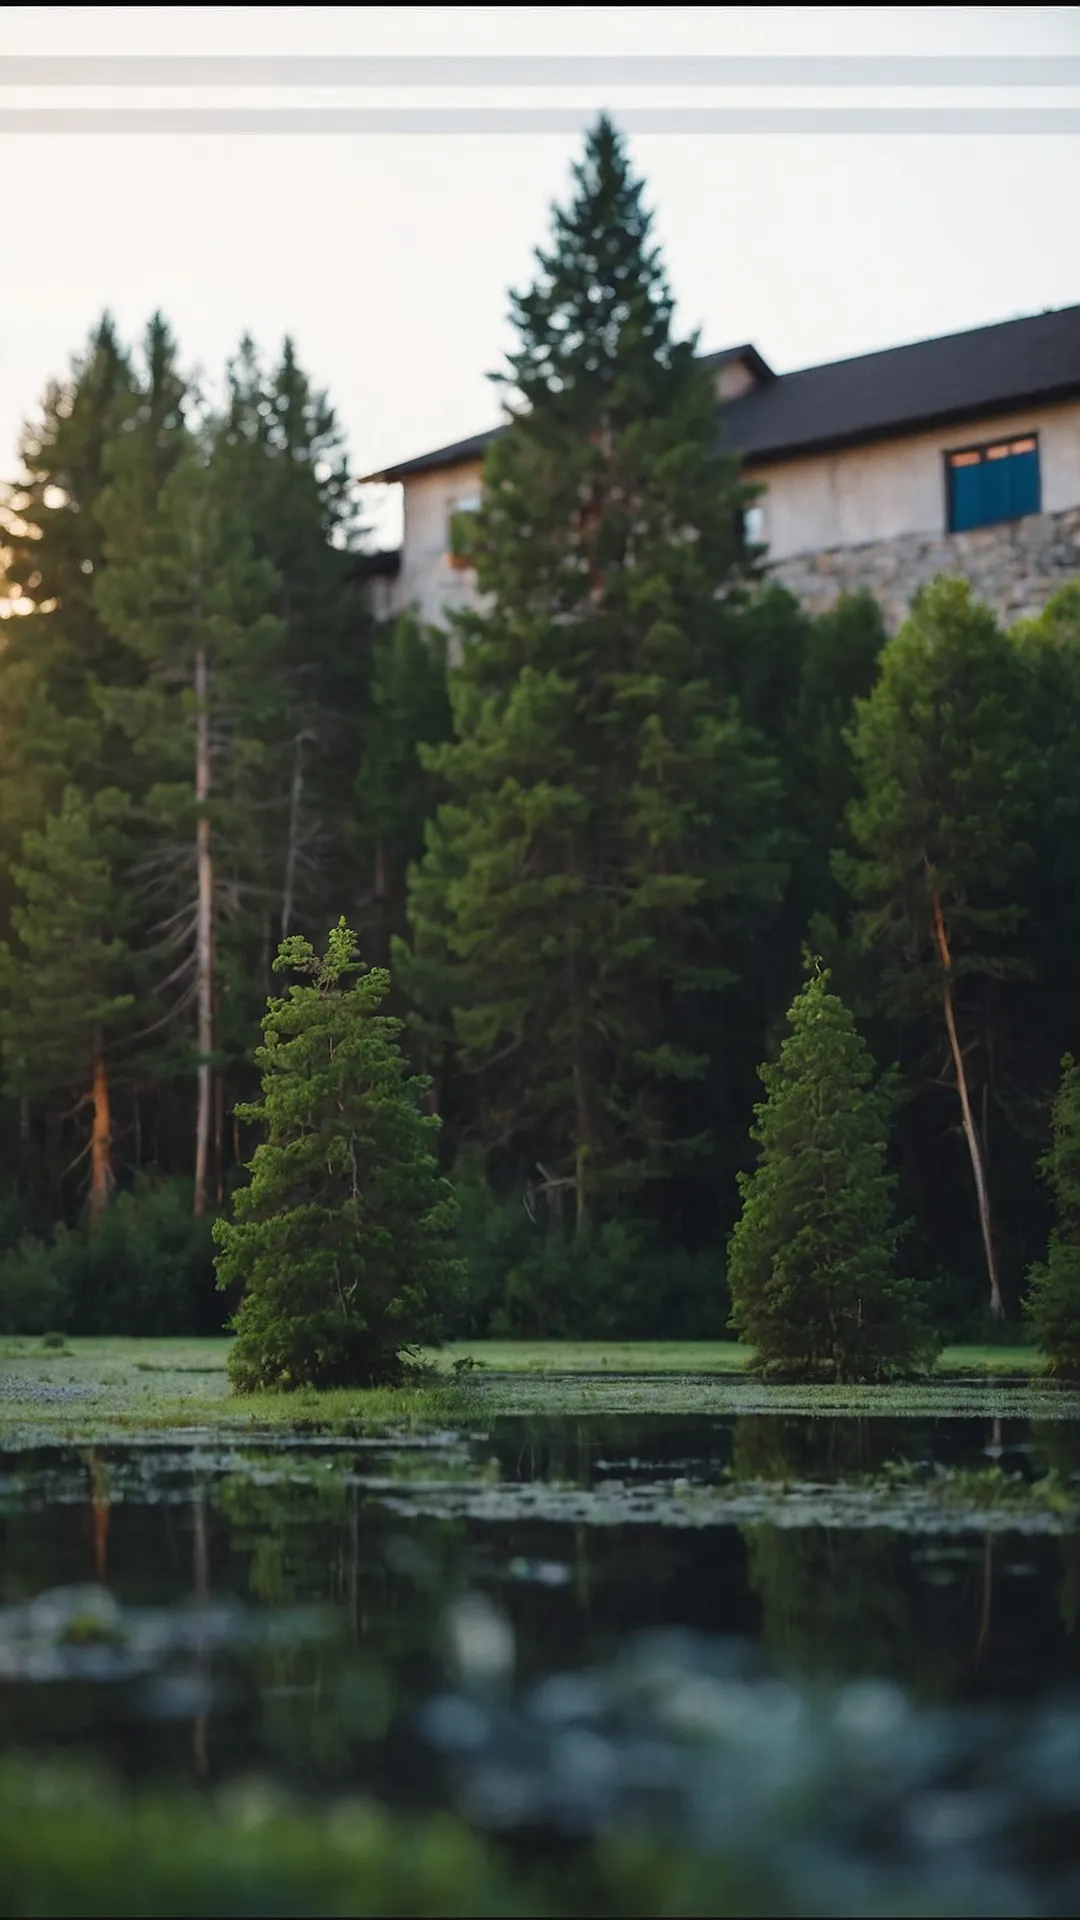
768;506;1080;632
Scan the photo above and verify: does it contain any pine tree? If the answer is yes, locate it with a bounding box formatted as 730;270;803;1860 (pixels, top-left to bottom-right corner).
0;316;138;916
213;922;461;1391
0;316;140;1207
794;590;887;922
95;353;285;1217
214;335;366;955
839;577;1040;1319
1026;1056;1080;1376
351;613;452;966
400;114;785;1233
727;962;934;1382
0;787;135;1219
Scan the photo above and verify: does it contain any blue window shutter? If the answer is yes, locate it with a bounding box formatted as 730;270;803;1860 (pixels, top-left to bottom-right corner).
948;441;1040;532
1008;447;1040;518
949;462;983;532
980;456;1011;526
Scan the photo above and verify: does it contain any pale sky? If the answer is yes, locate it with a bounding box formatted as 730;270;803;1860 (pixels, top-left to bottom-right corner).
3;5;1080;548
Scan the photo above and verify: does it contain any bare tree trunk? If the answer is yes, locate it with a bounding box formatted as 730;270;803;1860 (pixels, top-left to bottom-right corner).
281;733;304;940
194;646;213;1219
930;884;1004;1320
89;1033;113;1223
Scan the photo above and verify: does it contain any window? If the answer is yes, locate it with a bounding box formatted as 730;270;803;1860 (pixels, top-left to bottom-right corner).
946;435;1040;533
445;493;481;570
743;505;766;547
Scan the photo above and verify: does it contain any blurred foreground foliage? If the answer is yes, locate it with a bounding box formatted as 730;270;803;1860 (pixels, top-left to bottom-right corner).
0;1763;783;1920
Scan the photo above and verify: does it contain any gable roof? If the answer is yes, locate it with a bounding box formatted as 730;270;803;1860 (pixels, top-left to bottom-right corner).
719;303;1080;462
360;304;1080;484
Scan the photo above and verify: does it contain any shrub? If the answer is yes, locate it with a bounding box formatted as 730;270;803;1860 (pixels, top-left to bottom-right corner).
0;1177;219;1339
448;1153;729;1340
62;1177;220;1335
0;1233;69;1336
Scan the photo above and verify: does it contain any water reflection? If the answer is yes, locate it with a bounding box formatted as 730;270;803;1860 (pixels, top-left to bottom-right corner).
481;1407;1064;1488
0;1409;1077;1798
734;1413;1080;1701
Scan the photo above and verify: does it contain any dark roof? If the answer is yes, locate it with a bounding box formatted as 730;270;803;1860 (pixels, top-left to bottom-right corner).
360;305;1080;483
362;426;504;484
721;304;1080;462
701;343;775;385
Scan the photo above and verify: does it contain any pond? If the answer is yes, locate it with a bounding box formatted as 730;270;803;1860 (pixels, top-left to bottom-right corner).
3;1399;1080;1913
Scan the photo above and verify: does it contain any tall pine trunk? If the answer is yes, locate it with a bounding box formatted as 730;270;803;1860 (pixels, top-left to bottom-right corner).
89;1031;113;1222
194;645;213;1218
930;884;1004;1320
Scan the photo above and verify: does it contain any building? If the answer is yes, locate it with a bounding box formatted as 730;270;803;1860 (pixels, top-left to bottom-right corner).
361;304;1080;633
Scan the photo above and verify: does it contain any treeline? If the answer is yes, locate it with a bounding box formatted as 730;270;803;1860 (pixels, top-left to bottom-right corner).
1;114;1078;1344
0;312;450;1333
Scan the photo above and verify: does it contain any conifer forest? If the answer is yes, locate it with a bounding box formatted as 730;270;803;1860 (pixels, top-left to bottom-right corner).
1;116;1078;1357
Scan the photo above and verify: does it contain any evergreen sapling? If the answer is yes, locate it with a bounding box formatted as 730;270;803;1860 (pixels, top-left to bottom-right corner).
727;962;935;1382
214;921;462;1390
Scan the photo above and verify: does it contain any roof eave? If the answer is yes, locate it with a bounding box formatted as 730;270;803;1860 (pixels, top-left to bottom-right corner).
359;427;504;485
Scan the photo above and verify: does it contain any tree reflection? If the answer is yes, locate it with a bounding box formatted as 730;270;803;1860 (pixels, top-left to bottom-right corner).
211;1468;471;1785
732;1415;877;1484
1030;1421;1080;1635
734;1416;964;1700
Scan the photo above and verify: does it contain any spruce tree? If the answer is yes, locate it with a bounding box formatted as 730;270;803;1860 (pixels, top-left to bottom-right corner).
727;963;934;1382
1026;1056;1080;1375
400;114;784;1233
839;577;1040;1319
214;922;461;1391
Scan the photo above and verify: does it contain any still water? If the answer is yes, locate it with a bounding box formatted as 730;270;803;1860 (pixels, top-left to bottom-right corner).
2;1410;1079;1805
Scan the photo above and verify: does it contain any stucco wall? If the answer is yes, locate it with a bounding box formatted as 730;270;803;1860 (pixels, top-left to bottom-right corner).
389;457;486;628
746;397;1080;560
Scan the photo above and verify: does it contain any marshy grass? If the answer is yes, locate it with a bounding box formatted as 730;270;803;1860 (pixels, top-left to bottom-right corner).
0;1335;1061;1441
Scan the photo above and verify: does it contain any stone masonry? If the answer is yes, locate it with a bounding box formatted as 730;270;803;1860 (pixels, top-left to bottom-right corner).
767;506;1080;633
